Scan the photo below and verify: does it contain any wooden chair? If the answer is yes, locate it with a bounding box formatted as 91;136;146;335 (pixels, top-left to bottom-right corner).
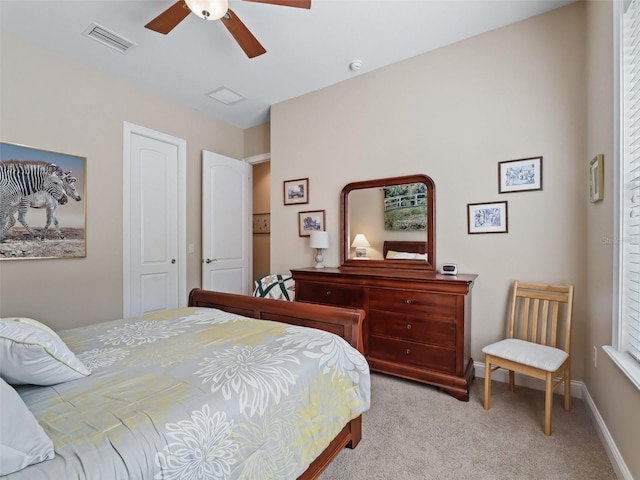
482;281;575;436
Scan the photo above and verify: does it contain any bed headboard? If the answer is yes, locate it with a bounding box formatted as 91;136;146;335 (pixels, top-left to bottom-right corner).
188;288;365;353
383;240;428;258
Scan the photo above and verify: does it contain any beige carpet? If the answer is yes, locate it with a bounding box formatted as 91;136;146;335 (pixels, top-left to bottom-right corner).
318;373;616;480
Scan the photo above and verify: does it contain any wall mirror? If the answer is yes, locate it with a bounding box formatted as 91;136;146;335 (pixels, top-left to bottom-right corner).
340;174;435;270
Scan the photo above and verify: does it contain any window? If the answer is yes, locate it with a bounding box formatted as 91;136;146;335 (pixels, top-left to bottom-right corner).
606;0;640;390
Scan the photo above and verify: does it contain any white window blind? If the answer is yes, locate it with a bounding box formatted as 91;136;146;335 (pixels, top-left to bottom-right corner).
622;0;640;368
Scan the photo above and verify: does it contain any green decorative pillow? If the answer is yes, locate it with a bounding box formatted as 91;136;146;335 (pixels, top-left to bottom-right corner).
253;274;295;301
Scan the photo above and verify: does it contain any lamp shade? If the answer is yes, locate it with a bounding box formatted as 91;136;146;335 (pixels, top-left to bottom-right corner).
351;234;371;248
310;230;330;249
185;0;228;20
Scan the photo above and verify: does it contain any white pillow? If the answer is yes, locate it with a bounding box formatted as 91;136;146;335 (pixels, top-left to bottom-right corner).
2;317;62;341
0;318;91;385
0;377;55;475
386;250;417;259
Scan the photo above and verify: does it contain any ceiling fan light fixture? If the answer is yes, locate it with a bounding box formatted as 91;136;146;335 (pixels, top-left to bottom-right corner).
185;0;228;21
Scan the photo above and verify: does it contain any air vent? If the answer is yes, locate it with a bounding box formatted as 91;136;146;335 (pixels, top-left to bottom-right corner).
83;23;135;54
207;87;246;105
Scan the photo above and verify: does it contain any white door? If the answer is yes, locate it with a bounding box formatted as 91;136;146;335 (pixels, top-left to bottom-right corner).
123;123;186;317
202;151;251;295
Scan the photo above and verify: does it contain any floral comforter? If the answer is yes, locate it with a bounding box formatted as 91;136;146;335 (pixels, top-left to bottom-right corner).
7;307;371;480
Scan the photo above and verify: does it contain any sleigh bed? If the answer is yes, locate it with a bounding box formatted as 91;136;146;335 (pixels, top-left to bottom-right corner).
0;289;370;480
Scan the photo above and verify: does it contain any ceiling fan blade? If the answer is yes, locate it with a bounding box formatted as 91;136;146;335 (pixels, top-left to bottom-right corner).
220;9;267;58
243;0;311;9
145;1;191;34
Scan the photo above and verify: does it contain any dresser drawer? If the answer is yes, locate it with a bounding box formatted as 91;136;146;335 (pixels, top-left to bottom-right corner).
295;281;365;308
368;335;456;373
368;310;455;347
369;288;457;321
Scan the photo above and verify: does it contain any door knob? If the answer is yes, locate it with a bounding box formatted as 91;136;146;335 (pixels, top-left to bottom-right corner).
171;259;176;264
205;258;214;264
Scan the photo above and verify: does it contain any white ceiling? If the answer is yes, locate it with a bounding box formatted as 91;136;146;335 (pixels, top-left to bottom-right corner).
0;0;575;129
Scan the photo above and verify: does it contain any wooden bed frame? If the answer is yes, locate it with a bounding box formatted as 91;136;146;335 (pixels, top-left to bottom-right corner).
383;240;427;258
188;288;367;480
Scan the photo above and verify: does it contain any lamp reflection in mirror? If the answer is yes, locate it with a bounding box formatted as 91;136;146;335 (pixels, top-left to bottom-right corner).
185;0;228;20
351;233;371;258
310;230;330;269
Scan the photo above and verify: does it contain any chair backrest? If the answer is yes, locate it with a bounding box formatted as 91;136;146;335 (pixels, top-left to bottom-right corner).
508;281;575;354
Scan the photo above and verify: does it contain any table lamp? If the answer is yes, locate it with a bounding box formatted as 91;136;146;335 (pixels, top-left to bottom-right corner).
351;233;370;258
310;230;330;268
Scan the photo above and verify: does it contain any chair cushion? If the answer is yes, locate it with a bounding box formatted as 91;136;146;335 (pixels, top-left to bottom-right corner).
482;338;568;372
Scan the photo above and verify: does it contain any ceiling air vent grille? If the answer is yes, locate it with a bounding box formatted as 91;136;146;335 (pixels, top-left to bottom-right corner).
83;23;135;54
207;87;246;106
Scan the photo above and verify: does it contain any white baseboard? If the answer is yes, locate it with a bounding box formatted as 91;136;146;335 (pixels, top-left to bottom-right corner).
474;360;631;479
580;384;633;480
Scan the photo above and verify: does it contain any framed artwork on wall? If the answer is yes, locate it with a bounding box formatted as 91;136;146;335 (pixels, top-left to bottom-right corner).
284;178;309;205
298;210;325;237
589;154;604;203
0;141;86;260
467;201;508;234
498;156;543;193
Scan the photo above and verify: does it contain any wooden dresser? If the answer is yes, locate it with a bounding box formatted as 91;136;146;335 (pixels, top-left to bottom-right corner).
291;266;477;401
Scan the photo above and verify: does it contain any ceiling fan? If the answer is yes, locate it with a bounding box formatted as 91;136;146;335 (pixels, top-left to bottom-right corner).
145;0;311;58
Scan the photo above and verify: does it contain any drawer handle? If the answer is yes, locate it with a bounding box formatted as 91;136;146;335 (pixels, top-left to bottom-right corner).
406;348;411;355
326;291;332;296
406;324;412;330
406;299;412;304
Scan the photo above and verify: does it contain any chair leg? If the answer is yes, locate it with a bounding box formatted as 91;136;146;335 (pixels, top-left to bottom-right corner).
484;358;491;410
544;373;553;436
564;368;571;411
508;370;515;392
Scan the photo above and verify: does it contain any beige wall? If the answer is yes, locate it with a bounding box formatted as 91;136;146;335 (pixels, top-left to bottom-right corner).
272;3;587;377
585;1;640;477
244;123;270;158
252;160;271;281
0;30;244;330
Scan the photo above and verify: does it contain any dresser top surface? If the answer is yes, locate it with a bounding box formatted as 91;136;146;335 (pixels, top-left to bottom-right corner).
291;267;477;285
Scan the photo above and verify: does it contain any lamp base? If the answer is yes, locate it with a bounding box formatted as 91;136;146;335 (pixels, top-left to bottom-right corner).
314;248;325;269
355;247;367;258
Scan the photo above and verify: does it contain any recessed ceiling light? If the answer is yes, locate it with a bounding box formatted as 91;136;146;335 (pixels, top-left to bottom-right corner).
207;87;246;105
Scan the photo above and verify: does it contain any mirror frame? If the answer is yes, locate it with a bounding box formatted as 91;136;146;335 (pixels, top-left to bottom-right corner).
340;174;436;270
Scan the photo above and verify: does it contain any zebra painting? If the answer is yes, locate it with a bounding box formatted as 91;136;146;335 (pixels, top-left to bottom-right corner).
0;161;68;242
6;171;81;239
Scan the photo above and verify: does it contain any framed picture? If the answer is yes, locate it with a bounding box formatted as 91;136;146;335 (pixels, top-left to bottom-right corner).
284;178;309;205
498;156;543;193
383;182;427;231
252;213;270;234
0;142;86;260
467;201;508;234
298;210;325;237
589;154;604;203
